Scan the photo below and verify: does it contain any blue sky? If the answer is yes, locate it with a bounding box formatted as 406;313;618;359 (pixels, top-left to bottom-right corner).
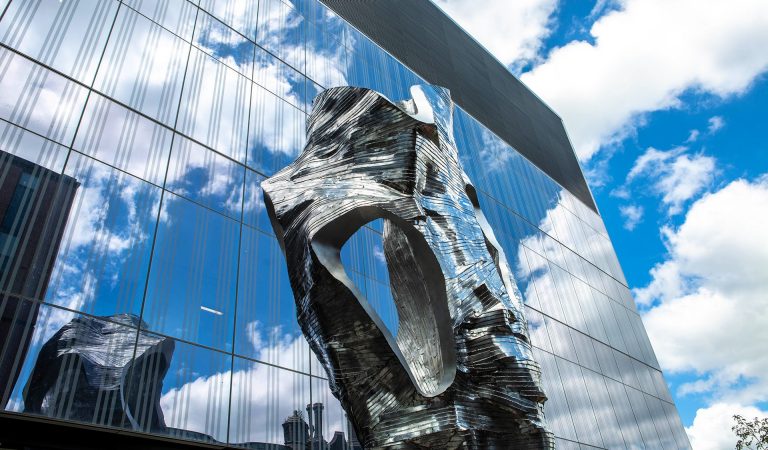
436;0;768;448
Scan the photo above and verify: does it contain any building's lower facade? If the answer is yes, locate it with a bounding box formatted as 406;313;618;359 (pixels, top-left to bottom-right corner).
0;0;690;448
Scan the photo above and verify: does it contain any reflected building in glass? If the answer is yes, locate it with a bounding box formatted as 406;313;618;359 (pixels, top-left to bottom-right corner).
0;0;690;448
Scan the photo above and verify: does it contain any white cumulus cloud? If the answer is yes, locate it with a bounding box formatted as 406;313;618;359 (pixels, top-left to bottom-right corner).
685;403;768;450
636;176;768;443
520;0;768;161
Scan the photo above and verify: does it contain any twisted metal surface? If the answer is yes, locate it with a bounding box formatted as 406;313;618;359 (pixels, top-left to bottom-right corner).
262;85;554;448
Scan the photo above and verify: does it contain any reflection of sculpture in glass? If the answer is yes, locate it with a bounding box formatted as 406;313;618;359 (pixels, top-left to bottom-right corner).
262;85;554;448
22;313;174;431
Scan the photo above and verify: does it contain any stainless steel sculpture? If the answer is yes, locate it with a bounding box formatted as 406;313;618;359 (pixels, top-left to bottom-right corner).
262;85;554;448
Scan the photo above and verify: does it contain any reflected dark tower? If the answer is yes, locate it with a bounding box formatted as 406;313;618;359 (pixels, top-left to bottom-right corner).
0;150;78;407
283;410;310;450
282;403;359;450
346;421;362;450
307;402;325;450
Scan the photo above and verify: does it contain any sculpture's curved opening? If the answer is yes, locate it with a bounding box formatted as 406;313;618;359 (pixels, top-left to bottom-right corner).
381;218;455;397
312;207;456;398
340;220;400;338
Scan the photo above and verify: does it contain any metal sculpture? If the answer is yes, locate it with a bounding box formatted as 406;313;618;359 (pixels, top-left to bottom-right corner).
262;85;553;448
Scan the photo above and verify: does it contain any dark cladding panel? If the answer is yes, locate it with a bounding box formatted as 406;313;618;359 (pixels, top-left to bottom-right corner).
320;0;597;212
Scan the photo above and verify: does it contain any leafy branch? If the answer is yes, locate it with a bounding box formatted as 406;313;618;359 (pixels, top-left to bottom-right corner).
733;414;768;450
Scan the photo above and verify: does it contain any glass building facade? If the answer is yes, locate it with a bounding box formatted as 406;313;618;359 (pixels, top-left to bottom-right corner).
0;0;690;449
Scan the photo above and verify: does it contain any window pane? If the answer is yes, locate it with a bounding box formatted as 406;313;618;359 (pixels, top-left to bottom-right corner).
198;0;258;40
256;0;306;73
133;339;231;443
525;308;552;353
0;0;117;84
1;300;140;430
241;169;270;233
122;0;198;41
143;193;239;351
305;24;348;88
582;369;627;449
604;377;645;447
0;49;88;145
311;374;354;447
253;47;308;112
557;356;604;448
165;134;244;220
534;348;577;441
46;152;160;318
571;329;600;373
0;119;68;172
229;357;311;446
247;85;305;175
193;10;255;77
177;48;250;162
94;7;190;127
74;93;173;185
234;227;311;372
0;148;75;312
626;385;662;447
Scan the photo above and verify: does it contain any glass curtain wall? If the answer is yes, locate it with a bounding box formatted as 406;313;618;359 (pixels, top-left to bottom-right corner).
0;0;690;448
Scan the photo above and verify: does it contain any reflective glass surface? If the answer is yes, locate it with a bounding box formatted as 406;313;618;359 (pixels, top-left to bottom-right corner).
0;0;689;448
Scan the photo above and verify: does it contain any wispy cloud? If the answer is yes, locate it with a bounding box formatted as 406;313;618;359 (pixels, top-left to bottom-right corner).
619;204;644;230
707;115;725;134
623;146;716;215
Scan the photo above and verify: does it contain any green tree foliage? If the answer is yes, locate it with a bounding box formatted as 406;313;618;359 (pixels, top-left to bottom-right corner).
733;414;768;450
